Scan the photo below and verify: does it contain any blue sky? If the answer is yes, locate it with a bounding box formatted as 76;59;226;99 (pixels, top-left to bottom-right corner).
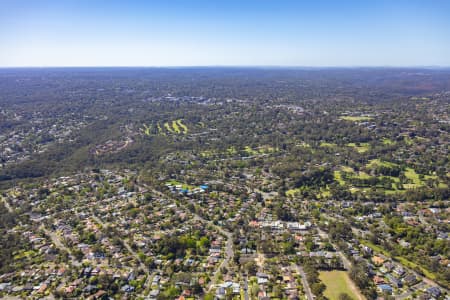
0;0;449;67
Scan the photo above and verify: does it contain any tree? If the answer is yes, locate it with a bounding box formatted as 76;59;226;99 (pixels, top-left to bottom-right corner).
339;293;353;300
244;261;257;276
311;282;326;296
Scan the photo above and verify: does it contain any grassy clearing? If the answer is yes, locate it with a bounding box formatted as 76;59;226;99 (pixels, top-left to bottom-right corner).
176;119;188;134
286;186;308;197
403;136;414;145
411;97;430;101
339;116;373;121
244;146;259;155
227;146;237;155
438;182;448;188
395;257;436;280
296;142;311;148
402;168;440;189
367;159;398;169
347;142;370;153
256;145;278;154
157;123;164;135
200;150;214;158
403;168;424;189
164;122;174;133
172;120;181;133
382;138;396;145
151;120;188;135
286;189;301;197
319;271;360;300
355;171;371;179
142;124;151;136
317;187;332;198
380;176;400;183
334;171;346;185
14;250;37;260
320;142;337;148
404;168;421;183
341;166;355;173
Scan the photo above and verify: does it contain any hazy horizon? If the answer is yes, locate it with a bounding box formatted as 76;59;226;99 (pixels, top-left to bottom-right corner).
1;0;450;67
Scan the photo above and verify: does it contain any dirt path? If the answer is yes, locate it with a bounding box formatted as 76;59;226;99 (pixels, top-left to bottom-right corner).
344;272;365;300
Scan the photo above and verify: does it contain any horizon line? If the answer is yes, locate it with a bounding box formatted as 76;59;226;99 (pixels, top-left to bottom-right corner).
1;65;450;69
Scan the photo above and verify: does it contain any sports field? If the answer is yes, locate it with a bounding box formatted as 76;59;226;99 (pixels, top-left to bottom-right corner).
319;271;364;300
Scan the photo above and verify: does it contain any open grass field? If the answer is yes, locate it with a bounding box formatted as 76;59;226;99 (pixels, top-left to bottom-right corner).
333;171;346;185
142;124;151;136
339;116;373;121
144;120;188;135
320;142;337;148
256;145;278;154
164;122;174;133
244;145;259;155
347;142;370;153
366;159;398;169
227;146;237;155
341;166;355;173
319;271;363;300
176;119;188;133
382;138;396;145
334;161;443;195
411;97;430;101
171;119;188;134
172;120;181;133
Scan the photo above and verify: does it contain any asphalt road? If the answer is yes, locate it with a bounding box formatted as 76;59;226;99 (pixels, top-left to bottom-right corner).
292;264;314;300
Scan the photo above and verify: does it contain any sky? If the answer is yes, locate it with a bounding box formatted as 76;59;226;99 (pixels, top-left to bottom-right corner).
0;0;449;67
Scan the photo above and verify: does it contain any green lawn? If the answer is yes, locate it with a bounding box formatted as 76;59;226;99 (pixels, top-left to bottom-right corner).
286;187;306;197
172;120;181;133
339;116;373;121
156;123;165;135
333;171;346;185
366;159;398;169
341;166;355;173
256;145;278;154
354;171;371;179
176;119;188;134
382;138;396;145
347;142;370;153
164;122;174;133
227;146;237;155
319;271;360;300
142;124;151;136
244;146;259;155
411;97;430;101
320;142;337;147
